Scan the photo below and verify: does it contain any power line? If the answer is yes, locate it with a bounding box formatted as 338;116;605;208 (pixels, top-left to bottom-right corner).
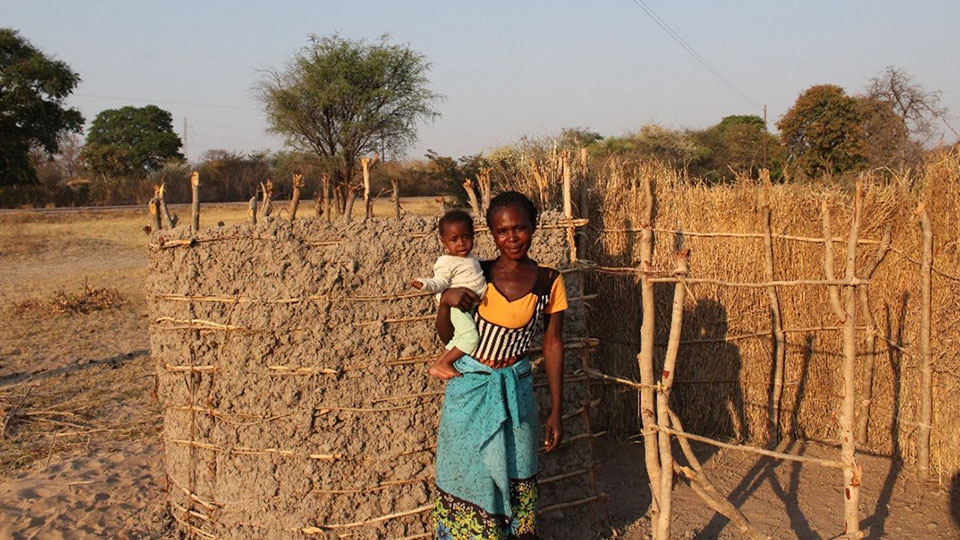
628;0;761;110
76;93;257;111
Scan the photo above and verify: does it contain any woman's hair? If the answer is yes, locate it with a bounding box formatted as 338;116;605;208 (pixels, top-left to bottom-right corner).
485;191;539;230
438;209;475;237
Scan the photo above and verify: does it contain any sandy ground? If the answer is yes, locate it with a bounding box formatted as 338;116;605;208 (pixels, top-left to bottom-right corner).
1;202;958;539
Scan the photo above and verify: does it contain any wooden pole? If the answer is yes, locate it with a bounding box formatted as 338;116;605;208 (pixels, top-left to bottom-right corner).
637;173;661;534
856;228;891;443
667;408;771;540
478;168;492;218
288;174;303;221
390;178;401;220
190;171;200;233
343;182;357;223
259;180;273;218
918;205;933;477
762;206;787;445
562;152;578;262
823;190;863;539
463;179;481;217
248;191;258;226
158;183;176;229
149;193;162;231
361;156;373;221
655;249;689;539
322;174;331;223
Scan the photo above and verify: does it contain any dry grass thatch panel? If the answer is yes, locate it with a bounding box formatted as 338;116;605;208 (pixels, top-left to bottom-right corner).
585;153;960;480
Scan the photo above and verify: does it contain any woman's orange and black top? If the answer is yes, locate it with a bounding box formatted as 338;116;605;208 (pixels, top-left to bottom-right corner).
471;260;568;367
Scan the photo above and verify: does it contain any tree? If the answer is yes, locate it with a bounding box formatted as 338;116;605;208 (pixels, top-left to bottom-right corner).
258;34;441;217
0;28;84;186
81;105;184;178
867;67;947;144
692;115;784;183
777;85;867;178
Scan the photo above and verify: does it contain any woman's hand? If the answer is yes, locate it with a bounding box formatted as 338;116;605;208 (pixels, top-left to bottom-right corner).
543;410;563;452
410;279;423;290
439;287;480;311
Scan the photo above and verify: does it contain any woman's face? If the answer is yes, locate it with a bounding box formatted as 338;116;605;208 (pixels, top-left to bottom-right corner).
490;205;534;261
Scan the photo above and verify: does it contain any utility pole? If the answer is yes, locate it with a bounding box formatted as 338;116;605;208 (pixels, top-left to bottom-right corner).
183;118;188;162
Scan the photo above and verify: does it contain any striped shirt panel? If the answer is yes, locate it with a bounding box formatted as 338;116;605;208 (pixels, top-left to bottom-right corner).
472;294;549;363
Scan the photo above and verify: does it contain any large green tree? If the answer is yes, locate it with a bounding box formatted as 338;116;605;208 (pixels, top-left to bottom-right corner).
0;28;83;186
258;34;441;214
693;115;784;183
777;85;867;178
81;105;184;178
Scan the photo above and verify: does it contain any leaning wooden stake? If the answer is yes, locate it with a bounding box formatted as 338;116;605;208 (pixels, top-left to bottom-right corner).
667;408;770;540
636;173;662;533
762;206;787;445
288;174;304;221
822;190;863;539
917;205;933;476
855;227;891;443
158;183;176;229
190;171;200;233
655;248;689;539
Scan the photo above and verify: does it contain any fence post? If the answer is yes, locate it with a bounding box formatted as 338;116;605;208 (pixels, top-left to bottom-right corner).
248;191;258;226
822;189;863;539
561;151;577;262
762;206;787;445
390;178;401;220
918;206;933;476
159;183;176;229
322;174;331;223
856;228;891;443
655;248;690;539
259;180;273;218
288;174;303;221
361;156;374;221
190;172;200;233
463;179;481;217
637;172;662;536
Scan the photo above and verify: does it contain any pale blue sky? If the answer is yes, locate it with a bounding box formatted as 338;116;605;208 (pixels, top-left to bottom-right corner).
6;1;959;161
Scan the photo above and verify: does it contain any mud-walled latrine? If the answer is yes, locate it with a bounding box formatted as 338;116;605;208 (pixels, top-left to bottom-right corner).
148;213;606;539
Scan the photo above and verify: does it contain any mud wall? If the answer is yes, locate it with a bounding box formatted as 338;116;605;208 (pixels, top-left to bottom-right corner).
148;214;605;539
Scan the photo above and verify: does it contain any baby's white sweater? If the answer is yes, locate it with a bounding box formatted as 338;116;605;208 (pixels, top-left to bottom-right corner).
417;254;487;299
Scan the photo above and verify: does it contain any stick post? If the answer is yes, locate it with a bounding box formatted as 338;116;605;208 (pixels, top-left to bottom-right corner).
463;179;481;217
159;183;176;229
288;174;303;221
637;173;662;533
918;205;933;476
361;156;373;221
259;180;273;218
655;248;689;539
248;192;258;226
856;228;891;442
390;178;400;220
561;151;578;261
149;189;162;231
762;206;787;445
322;174;331;223
190;171;200;233
823;190;863;539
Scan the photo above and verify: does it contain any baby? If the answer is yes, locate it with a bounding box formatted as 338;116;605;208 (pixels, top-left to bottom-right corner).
411;209;486;380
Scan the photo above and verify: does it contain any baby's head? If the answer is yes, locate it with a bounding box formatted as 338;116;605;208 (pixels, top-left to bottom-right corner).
437;209;475;257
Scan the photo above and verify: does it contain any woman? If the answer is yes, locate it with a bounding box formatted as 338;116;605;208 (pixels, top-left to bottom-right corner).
432;191;566;539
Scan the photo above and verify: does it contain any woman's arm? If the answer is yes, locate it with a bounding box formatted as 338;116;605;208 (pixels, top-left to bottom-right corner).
436;287;480;343
542;310;564;452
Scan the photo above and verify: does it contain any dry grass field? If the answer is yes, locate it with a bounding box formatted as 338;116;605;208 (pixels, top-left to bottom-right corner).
0;196;956;539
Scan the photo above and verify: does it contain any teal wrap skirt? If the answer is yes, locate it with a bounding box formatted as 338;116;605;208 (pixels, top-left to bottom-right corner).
433;355;540;539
